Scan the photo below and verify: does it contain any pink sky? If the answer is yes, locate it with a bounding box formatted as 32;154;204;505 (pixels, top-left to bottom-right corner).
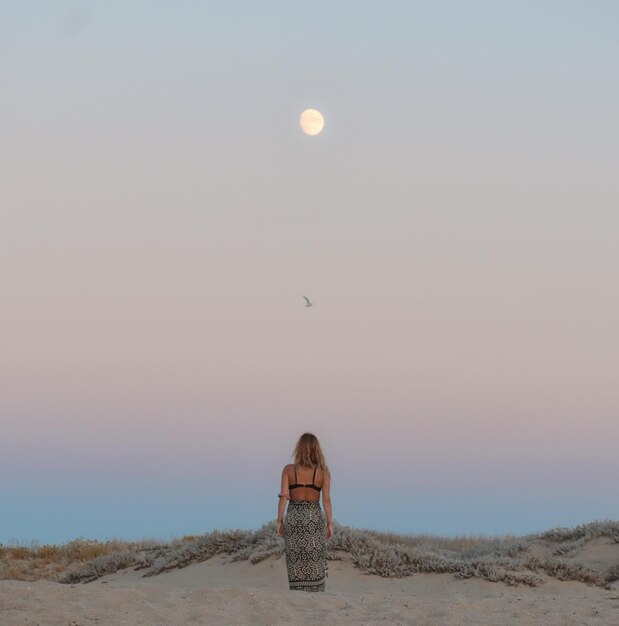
1;1;618;542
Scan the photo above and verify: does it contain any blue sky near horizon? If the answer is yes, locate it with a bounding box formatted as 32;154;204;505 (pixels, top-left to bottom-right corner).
1;1;618;544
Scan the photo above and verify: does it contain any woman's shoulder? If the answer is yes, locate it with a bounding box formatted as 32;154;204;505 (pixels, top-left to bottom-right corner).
282;463;294;472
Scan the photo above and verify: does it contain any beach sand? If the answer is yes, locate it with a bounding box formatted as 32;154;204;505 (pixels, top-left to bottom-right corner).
2;553;618;625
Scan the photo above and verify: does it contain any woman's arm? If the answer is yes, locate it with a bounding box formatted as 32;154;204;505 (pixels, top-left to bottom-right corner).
277;466;289;536
322;470;333;539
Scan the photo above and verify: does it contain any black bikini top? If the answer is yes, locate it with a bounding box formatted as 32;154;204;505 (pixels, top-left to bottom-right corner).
289;464;321;492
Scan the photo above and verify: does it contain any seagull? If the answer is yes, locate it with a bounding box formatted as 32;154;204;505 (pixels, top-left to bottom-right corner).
302;295;313;308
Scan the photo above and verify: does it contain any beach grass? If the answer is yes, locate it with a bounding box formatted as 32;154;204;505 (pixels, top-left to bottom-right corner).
2;520;617;589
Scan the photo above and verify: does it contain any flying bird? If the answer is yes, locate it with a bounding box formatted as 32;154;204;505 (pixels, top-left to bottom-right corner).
302;296;313;308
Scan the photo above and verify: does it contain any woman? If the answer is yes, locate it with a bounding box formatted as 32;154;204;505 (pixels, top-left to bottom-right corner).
277;432;333;592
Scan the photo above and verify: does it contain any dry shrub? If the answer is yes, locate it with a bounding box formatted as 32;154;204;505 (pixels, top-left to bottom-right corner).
551;536;588;556
7;519;618;589
327;525;540;586
36;545;61;560
61;539;130;562
56;521;545;587
0;538;164;583
525;556;611;588
1;546;32;560
59;550;144;584
533;520;619;544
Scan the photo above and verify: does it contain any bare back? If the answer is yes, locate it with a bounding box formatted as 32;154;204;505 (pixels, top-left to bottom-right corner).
286;464;324;502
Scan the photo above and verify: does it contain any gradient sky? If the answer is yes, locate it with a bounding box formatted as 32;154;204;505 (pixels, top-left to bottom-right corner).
1;1;618;544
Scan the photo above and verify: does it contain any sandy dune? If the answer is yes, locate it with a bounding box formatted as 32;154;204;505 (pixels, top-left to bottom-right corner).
2;554;618;625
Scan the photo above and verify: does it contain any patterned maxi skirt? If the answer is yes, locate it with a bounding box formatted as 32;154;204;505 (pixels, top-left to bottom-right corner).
284;500;327;592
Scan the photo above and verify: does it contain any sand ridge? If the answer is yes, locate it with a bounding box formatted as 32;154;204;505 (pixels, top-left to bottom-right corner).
2;555;618;625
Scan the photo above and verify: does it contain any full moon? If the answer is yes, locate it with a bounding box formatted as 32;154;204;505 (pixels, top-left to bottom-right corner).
300;108;325;136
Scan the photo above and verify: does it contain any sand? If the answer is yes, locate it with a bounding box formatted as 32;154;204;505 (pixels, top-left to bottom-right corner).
1;555;618;625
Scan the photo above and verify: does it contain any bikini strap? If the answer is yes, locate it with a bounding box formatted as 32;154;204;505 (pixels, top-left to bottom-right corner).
294;464;298;483
312;466;317;485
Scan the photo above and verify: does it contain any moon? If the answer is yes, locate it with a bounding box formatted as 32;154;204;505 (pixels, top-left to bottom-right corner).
300;109;325;136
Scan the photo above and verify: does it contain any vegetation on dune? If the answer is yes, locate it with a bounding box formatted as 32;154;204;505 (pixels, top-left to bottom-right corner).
536;520;619;544
0;538;165;583
2;520;618;589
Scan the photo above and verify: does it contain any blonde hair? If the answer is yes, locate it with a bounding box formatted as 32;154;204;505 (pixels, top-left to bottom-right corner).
293;432;330;476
